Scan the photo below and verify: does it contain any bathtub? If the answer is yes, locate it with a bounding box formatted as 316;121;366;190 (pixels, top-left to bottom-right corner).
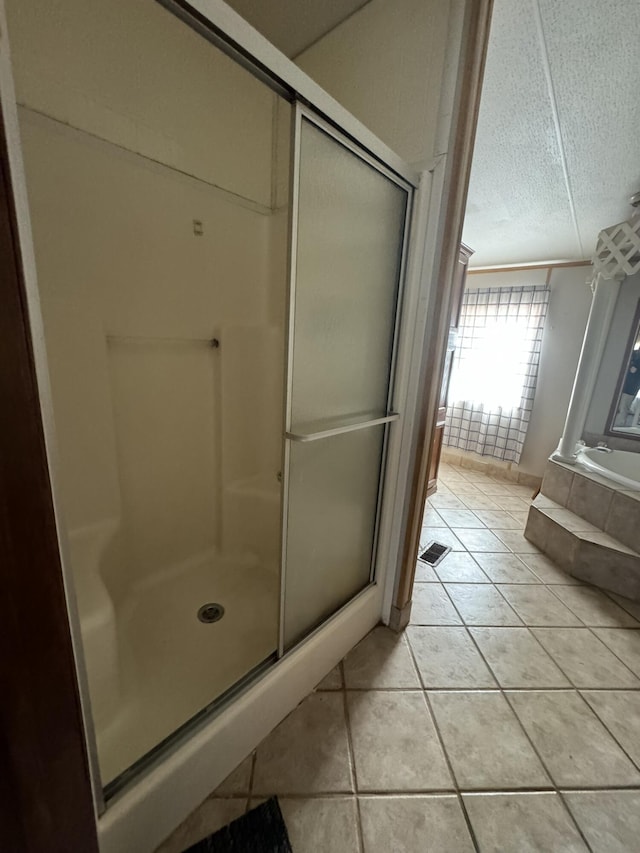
578;447;640;491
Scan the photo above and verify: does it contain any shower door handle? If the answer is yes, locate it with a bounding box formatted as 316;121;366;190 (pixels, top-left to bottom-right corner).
285;412;400;443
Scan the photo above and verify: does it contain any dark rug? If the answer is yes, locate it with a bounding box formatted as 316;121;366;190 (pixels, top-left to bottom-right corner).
184;797;292;853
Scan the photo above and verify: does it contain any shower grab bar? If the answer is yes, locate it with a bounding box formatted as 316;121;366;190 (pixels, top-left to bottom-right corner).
286;412;400;442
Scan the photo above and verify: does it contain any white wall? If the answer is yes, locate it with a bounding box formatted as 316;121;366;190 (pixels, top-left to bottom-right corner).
295;0;451;168
586;270;640;436
463;265;592;476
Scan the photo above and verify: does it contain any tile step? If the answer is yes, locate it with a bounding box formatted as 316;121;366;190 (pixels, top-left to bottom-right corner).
540;458;640;554
525;497;640;602
531;496;639;556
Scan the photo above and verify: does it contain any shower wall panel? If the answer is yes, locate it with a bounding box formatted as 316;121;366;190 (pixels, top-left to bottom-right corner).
108;340;219;583
20;111;272;590
9;0;288;785
8;0;274;206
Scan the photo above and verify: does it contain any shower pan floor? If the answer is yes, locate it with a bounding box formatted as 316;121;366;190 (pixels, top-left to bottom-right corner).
97;555;279;786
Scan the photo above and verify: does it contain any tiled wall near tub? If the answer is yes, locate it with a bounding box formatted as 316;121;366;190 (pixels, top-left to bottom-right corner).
605;491;640;555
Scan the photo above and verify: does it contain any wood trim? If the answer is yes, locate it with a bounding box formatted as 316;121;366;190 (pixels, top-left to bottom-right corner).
468;259;591;274
0;88;98;852
394;0;494;611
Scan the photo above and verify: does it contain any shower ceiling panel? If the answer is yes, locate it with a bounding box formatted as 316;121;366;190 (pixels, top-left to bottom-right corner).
463;0;640;267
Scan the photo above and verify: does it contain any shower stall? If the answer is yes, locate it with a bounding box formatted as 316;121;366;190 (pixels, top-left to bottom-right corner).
6;0;414;806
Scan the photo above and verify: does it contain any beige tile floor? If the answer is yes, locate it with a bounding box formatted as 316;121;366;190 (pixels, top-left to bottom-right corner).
157;463;640;852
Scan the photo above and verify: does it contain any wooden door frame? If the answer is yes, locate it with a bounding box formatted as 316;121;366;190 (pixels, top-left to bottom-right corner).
391;0;494;627
0;54;99;853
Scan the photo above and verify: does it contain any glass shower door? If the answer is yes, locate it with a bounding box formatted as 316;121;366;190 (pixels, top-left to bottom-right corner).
282;110;411;649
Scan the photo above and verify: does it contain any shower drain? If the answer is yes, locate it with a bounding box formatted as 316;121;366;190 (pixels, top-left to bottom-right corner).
197;603;225;624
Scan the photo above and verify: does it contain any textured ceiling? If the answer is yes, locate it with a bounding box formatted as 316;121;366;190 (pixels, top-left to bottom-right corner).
223;0;371;57
463;0;640;267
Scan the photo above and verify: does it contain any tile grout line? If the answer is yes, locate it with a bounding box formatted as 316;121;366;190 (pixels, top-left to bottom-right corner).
536;575;639;629
551;621;640;687
555;788;596;852
602;588;640;621
574;688;640;775
452;613;591;825
498;687;596;853
212;783;640;798
446;467;640;786
439;491;597;850
340;662;366;853
425;469;640;849
525;569;640;691
321;684;640;693
405;629;481;852
247;750;257;813
445;474;640;693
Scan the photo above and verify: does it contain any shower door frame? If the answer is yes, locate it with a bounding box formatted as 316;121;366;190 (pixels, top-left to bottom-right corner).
0;0;431;818
278;102;414;655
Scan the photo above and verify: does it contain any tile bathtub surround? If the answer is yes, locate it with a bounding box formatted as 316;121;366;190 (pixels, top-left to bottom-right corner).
158;462;640;852
537;518;578;569
604;489;640;554
541;459;575;505
566;473;614;529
